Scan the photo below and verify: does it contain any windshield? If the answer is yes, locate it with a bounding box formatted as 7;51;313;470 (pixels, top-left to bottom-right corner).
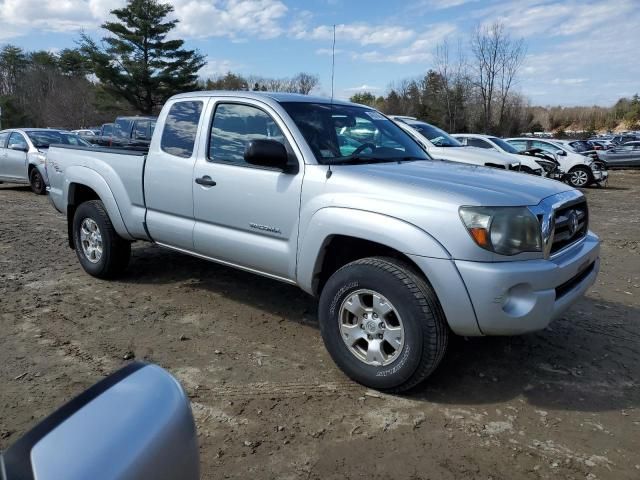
280;102;429;165
406;122;462;147
489;137;519;154
26;131;91;149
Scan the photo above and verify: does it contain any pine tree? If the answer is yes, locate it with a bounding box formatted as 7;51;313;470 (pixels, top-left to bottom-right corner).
81;0;205;114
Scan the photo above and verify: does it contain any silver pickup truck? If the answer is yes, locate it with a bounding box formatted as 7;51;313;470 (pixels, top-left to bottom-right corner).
46;91;600;392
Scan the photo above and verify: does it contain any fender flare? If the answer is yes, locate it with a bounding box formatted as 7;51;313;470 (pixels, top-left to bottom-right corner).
64;166;133;241
296;207;451;294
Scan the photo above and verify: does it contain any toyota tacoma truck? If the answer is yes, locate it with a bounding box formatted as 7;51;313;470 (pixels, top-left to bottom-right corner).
45;92;600;392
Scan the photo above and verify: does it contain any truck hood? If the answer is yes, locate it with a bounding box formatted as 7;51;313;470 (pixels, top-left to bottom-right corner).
333;159;573;207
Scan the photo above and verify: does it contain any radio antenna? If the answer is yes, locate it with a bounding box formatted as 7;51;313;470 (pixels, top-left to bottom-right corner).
327;23;337;180
330;24;336;102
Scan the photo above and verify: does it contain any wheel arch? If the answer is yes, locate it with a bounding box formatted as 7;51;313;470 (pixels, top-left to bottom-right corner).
297;207;451;296
64;167;133;248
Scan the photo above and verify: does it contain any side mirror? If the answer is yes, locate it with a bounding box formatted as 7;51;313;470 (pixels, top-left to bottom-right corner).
9;145;28;152
1;363;199;480
556;149;567;156
244;139;295;173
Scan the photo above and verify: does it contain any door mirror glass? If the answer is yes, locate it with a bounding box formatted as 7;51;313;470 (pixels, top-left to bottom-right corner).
9;144;28;152
556;149;566;156
244;139;293;172
1;363;199;480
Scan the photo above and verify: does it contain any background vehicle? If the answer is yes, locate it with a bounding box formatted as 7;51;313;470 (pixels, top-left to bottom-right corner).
45;92;600;392
91;123;115;146
0;363;199;480
611;134;638;145
110;116;157;150
451;133;556;176
390;117;543;173
600;141;640;168
0;129;90;194
506;137;608;188
587;139;612;150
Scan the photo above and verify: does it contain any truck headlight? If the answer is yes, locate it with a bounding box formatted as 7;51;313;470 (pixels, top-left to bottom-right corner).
459;206;542;255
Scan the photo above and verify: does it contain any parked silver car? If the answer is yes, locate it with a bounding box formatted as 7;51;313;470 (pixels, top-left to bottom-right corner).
0;129;90;194
600;141;640;168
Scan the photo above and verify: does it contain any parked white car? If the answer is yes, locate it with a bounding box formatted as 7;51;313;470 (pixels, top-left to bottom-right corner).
390;117;544;175
0;128;90;194
505;137;608;188
452;133;560;177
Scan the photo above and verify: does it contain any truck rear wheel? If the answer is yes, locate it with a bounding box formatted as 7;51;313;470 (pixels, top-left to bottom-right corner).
318;257;448;392
72;200;131;279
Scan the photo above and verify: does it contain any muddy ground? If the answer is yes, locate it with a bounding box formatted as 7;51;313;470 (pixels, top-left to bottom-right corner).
1;171;639;479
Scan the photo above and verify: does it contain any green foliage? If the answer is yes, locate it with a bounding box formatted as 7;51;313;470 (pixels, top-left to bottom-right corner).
0;95;29;128
80;0;205;114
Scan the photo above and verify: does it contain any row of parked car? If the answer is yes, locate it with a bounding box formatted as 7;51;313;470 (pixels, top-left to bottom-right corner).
390;116;611;188
72;116;157;150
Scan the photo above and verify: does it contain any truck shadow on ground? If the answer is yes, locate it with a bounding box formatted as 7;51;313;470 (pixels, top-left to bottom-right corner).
124;244;639;413
409;299;640;413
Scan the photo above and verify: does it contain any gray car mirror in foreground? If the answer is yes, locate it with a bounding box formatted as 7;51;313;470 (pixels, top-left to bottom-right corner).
0;363;199;480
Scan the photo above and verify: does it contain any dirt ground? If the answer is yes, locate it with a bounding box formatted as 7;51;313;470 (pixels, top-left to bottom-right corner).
1;171;639;479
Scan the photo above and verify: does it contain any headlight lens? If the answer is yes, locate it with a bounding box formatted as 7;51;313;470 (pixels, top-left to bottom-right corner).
459;206;542;255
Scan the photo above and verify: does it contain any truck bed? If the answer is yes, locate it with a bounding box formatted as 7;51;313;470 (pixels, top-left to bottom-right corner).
46;144;149;241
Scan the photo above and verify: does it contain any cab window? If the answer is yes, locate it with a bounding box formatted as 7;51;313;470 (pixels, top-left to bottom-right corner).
209;103;286;165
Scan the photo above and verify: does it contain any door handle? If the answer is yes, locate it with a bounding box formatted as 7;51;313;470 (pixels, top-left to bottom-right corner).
195;175;217;187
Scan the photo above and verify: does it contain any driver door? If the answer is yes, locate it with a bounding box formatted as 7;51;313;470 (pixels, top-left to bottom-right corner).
192;99;304;281
5;132;29;180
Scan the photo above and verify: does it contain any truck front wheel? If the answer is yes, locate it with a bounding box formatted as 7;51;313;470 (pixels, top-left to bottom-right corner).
318;257;448;392
72;200;131;279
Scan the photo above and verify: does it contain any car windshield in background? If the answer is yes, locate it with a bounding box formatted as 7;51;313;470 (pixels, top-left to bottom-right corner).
489;137;519;154
26;130;91;148
407;122;462;147
280;102;429;165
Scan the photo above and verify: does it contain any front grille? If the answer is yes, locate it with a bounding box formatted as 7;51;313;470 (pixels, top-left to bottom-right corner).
550;199;588;254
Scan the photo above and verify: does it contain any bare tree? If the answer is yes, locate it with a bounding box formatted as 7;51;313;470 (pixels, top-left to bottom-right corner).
434;38;471;132
470;21;525;134
290;73;319;95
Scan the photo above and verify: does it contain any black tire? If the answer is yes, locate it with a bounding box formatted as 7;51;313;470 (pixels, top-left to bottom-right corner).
567;166;593;188
72;200;131;279
318;257;448;392
29;168;46;195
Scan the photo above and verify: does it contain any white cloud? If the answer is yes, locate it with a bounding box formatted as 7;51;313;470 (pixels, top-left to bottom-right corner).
198;59;241;78
295;23;415;47
353;23;456;64
172;0;288;40
551;78;587;85
345;84;381;91
0;0;124;36
0;0;288;41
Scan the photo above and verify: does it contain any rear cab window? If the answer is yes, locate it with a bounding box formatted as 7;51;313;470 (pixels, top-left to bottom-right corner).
161;101;204;158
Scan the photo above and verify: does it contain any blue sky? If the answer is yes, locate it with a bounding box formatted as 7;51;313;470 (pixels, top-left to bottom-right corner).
1;0;638;106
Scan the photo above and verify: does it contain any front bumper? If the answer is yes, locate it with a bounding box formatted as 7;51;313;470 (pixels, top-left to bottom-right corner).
454;232;600;335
